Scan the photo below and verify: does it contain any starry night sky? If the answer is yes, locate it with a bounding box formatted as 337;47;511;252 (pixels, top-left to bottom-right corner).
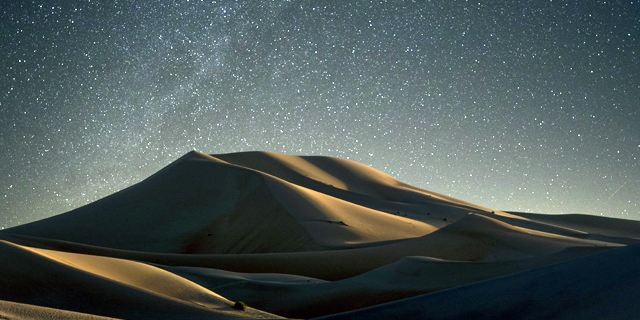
1;0;639;229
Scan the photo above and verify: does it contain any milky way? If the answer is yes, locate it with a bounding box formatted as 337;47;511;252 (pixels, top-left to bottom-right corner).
1;1;639;228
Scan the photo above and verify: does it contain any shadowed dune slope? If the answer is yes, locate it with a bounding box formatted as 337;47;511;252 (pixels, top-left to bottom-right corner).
166;246;611;319
5;151;298;253
508;211;640;241
1;214;623;282
313;241;640;320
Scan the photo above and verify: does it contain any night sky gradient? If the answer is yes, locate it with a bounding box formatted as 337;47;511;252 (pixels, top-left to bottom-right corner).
1;0;639;229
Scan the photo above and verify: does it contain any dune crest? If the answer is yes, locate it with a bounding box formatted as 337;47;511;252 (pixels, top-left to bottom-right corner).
5;150;489;252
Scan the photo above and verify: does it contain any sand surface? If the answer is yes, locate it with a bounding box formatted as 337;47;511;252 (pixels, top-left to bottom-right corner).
313;241;640;320
1;151;637;319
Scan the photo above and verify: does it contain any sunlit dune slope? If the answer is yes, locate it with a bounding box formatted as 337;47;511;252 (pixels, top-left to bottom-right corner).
0;240;283;319
0;300;120;320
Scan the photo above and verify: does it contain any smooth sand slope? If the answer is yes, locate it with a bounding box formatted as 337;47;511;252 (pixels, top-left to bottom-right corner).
162;245;613;319
314;241;640;320
1;213;623;281
2;151;639;319
0;300;120;320
0;239;283;319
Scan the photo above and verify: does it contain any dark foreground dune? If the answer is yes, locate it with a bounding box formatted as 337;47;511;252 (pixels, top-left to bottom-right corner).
314;241;640;320
2;151;639;319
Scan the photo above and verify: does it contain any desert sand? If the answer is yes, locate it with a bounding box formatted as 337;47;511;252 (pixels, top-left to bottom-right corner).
1;150;639;319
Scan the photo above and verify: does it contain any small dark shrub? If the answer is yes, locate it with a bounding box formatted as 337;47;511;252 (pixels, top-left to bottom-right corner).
233;301;247;311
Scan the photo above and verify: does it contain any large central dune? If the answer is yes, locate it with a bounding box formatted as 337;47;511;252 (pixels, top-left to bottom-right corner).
6;151;468;253
2;150;639;319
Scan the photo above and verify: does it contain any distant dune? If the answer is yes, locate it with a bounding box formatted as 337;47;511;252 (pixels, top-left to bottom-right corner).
2;151;639;319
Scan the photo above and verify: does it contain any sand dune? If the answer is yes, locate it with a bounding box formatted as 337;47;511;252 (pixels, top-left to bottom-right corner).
509;211;640;241
162;246;612;319
214;151;501;219
6;151;482;253
1;151;638;319
0;213;624;280
314;241;640;320
0;240;283;319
